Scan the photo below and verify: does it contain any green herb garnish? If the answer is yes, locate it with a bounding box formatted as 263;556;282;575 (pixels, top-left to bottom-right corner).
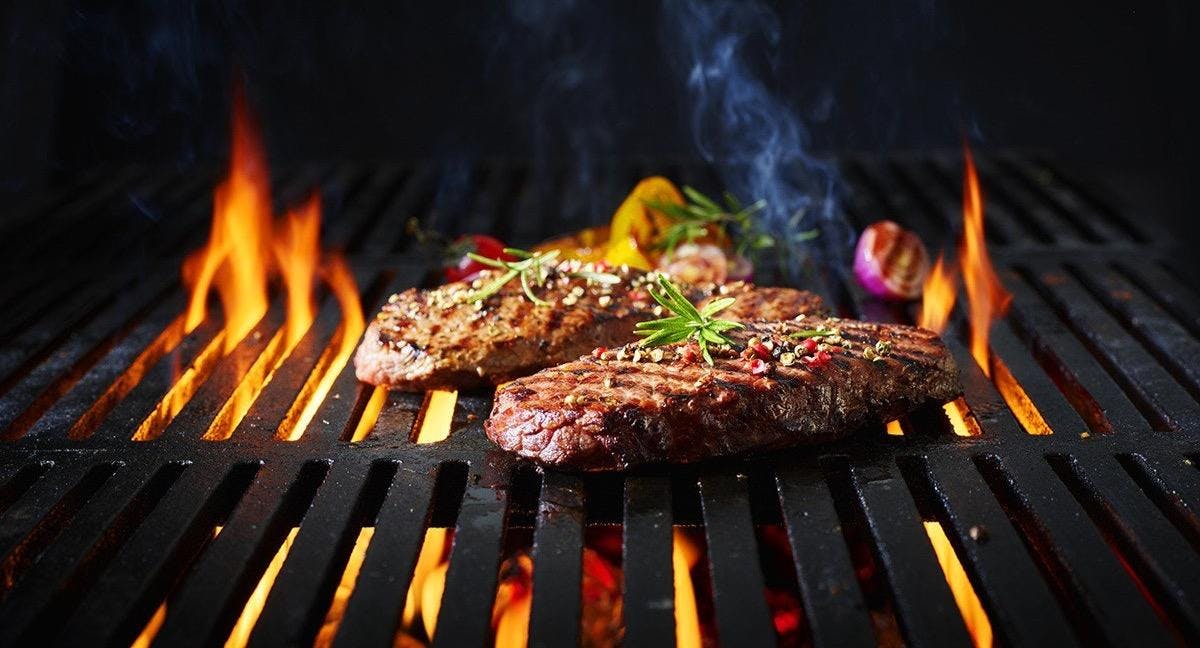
787;327;837;340
641;186;782;260
634;275;743;364
466;247;621;306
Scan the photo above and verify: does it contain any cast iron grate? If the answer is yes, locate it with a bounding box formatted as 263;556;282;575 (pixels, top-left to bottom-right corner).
0;152;1197;647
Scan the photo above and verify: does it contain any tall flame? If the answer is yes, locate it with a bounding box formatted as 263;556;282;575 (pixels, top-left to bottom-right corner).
919;252;957;333
959;148;1011;376
274;193;322;346
185;88;272;349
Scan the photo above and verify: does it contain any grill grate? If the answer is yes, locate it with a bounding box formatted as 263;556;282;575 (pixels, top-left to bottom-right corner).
1;152;1198;646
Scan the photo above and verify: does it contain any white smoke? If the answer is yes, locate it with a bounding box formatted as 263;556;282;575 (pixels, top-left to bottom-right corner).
662;0;852;282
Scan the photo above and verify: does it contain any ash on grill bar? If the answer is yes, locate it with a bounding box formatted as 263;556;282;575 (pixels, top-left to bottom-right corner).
3;5;1199;648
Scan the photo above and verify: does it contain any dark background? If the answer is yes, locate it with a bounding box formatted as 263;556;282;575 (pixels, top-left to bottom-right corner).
1;1;1197;240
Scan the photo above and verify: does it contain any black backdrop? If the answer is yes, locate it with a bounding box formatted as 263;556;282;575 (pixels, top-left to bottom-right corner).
1;1;1198;218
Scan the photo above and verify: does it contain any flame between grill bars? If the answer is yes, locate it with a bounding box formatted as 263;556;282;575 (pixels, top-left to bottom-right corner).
1;147;1199;646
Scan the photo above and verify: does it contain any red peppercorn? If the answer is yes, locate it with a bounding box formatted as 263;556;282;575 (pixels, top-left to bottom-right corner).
747;358;770;375
817;350;832;363
592;346;607;359
802;338;818;353
750;342;771;359
629;290;648;302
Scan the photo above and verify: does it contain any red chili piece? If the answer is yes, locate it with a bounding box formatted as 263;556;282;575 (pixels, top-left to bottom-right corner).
750;342;771;359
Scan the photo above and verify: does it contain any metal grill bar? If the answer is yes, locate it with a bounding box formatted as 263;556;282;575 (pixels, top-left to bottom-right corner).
622;476;675;645
698;473;776;644
1028;262;1200;433
527;471;584;648
331;463;437;647
152;460;327;647
56;462;256;645
1004;269;1150;434
431;459;511;647
776;463;875;646
982;453;1174;645
248;459;389;647
0;461;181;644
850;461;974;646
0;153;1196;646
922;454;1078;647
1061;453;1200;639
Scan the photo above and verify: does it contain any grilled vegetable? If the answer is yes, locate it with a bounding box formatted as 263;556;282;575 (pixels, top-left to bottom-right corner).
443;234;514;282
853;221;930;301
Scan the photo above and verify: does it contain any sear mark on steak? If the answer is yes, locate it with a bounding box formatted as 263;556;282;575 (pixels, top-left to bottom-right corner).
486;317;961;471
354;265;826;391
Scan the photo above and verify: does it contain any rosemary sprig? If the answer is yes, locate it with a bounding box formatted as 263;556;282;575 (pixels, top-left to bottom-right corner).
642;186;766;258
634;275;743;364
466;247;620;305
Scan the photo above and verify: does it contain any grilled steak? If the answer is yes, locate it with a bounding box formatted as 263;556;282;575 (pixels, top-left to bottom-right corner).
354;266;825;391
486;317;960;470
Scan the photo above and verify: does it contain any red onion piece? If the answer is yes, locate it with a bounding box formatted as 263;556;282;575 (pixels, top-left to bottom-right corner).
853;220;930;301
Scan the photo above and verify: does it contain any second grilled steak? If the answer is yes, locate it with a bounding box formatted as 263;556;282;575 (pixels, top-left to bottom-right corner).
354;265;825;391
486;317;960;470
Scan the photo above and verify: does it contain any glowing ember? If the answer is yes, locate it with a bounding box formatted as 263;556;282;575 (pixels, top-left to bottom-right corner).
959;148;1011;376
924;521;993;648
919;252;957;333
886;420;905;436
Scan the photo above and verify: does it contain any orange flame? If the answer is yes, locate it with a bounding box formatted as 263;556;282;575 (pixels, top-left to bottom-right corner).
919;252;958;333
924;521;993;648
349;386;387;442
226;528;299;648
491;554;534;648
401;527;452;640
315;527;375;647
960;148;1011;376
990;358;1054;435
274;193;321;346
673;529;702;648
278;256;364;441
185;88;272;349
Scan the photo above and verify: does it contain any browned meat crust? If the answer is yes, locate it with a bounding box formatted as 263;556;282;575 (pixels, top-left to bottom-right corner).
354;266;825;391
486;317;961;470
